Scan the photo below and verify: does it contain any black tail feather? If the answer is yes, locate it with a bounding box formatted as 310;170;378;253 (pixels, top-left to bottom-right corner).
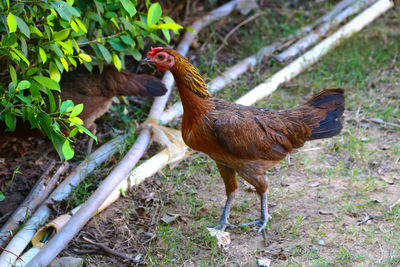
307;88;345;140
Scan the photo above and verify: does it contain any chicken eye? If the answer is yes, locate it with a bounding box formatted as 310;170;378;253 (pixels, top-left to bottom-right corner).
157;54;165;60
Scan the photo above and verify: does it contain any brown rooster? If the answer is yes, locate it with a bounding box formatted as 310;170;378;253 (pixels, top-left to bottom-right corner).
144;47;345;232
1;65;166;139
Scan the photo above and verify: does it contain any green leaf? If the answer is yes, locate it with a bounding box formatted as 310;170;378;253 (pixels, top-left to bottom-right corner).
74;18;87;33
3;33;17;47
185;26;195;33
0;192;5;202
156;23;183;30
53;29;70;41
29;25;43;37
60;100;74;114
68;127;79;138
112;54;121;71
75;123;97;142
17;80;31;89
97;44;112;63
130;49;141;61
11;48;29;65
17;94;31;105
50;44;64;57
58;40;73;54
15;16;30;38
33;75;60;91
7;13;17;33
46;87;56;113
9;65;17;87
68;56;77;67
26;67;38;76
49;62;61;82
70;20;79;32
60;57;69;72
5;112;16;131
161;28;170;43
62;140;74;160
79;53;92;62
69;116;83;125
120;35;134;45
120;0;136;17
70;103;83;117
39;47;47;63
108;38;125;52
147;3;162;25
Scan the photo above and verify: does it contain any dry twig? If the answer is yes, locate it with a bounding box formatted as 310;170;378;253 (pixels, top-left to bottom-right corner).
216;12;265;53
82;236;140;263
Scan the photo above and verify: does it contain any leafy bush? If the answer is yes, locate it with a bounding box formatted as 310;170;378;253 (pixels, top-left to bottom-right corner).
0;0;181;160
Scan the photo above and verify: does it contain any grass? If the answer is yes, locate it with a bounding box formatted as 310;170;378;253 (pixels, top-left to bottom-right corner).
76;2;400;267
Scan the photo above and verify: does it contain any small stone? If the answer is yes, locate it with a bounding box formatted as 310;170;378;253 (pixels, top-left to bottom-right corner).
257;257;272;267
318;239;325;246
309;182;320;187
207;228;231;249
161;212;180;224
49;256;83;267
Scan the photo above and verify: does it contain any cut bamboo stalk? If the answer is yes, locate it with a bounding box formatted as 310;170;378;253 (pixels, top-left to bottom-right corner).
27;129;188;255
25;1;243;266
0;162;68;247
273;0;376;62
236;0;393;106
0;136;126;266
159;0;359;125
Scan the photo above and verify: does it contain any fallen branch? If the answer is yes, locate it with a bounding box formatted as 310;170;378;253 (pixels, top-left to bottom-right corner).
361;117;400;129
273;0;376;62
82;236;140;263
25;1;243;266
0;161;68;247
357;212;376;226
0;136;126;266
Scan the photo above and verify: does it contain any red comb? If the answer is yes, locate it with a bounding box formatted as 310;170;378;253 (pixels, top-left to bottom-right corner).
147;47;163;57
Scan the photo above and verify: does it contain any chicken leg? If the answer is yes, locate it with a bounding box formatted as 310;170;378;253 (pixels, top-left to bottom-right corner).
240;193;272;232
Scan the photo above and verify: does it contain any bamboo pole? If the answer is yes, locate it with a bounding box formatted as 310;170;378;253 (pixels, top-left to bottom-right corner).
273;0;376;62
237;0;393;105
0;162;68;247
0;136;126;266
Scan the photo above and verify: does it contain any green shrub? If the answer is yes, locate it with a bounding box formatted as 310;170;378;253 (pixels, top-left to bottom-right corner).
0;0;181;160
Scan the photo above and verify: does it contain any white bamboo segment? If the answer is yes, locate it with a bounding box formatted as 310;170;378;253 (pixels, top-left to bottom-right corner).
273;0;376;62
159;0;359;125
0;136;126;266
24;2;243;265
0;162;68;247
236;0;393;106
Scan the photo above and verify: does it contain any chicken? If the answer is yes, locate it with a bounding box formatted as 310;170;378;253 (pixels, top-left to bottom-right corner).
144;47;345;232
1;65;166;139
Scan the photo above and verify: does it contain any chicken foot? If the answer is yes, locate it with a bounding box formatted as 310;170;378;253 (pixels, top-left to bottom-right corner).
240;193;271;232
213;192;237;231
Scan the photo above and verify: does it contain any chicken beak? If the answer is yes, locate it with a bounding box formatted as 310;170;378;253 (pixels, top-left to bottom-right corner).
141;58;155;64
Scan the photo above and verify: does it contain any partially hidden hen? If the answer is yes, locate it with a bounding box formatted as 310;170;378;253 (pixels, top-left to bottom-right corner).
144;47;345;232
1;65;167;138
